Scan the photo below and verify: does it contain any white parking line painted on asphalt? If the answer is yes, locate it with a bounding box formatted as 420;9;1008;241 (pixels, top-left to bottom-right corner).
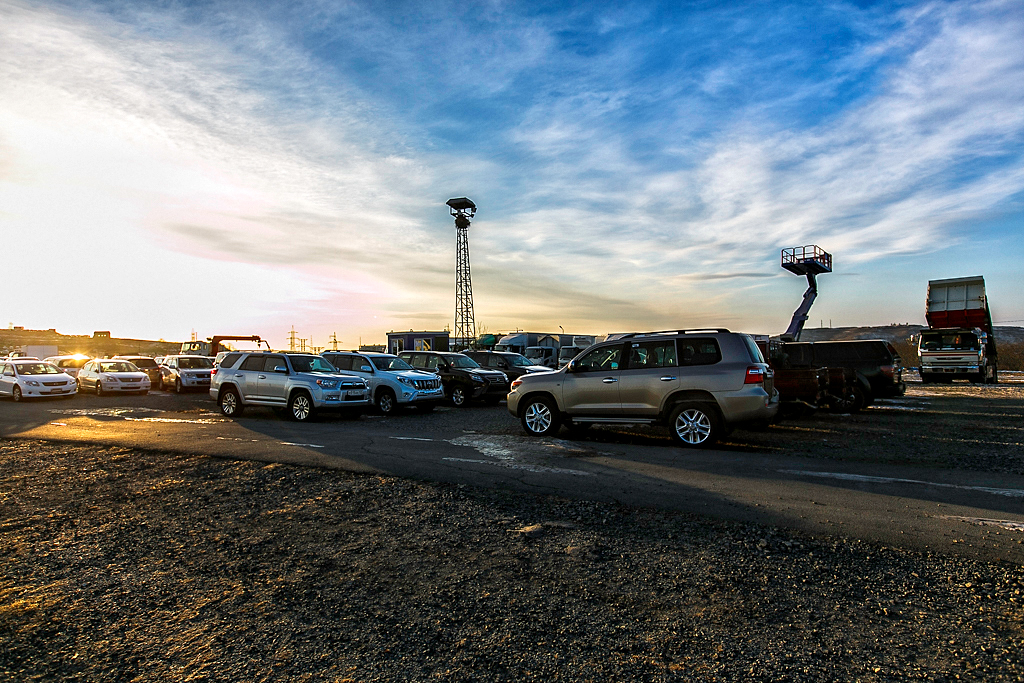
390;436;436;442
939;516;1024;532
279;442;325;448
49;422;67;426
779;469;1024;498
216;437;261;442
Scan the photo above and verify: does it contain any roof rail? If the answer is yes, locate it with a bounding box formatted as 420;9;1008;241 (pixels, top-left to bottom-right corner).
616;328;731;339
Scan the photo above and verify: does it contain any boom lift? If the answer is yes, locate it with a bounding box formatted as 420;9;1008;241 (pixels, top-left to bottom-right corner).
780;245;832;342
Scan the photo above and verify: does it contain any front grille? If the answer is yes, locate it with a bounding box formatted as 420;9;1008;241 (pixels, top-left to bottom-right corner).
119;377;139;383
340;381;363;389
413;378;442;390
43;381;66;387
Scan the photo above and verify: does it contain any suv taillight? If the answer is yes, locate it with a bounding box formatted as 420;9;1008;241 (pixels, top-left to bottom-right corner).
744;366;765;384
880;364;894;378
211;368;217;376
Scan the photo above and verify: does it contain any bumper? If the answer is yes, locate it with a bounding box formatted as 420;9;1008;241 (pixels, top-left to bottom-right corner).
396;385;446;405
22;386;78;397
101;382;151;393
718;387;780;424
315;389;372;409
179;377;211;388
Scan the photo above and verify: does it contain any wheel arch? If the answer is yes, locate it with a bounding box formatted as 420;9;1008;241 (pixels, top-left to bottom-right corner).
661;390;720;421
217;382;243;402
516;390;560;417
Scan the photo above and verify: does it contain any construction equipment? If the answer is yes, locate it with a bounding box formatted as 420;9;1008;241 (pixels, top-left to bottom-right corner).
181;336;269;357
780;245;832;342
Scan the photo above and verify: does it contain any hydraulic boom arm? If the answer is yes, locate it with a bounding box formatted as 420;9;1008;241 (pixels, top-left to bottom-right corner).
783;273;817;341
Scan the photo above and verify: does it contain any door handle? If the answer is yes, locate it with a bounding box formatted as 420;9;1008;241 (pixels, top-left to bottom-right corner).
258;374;267;379
660;376;677;381
602;377;618;383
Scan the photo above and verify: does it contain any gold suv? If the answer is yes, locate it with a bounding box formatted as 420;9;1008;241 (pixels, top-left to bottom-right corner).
506;329;779;447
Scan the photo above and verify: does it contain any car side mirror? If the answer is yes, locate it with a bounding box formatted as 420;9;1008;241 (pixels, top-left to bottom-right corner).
274;365;288;373
360;365;373;372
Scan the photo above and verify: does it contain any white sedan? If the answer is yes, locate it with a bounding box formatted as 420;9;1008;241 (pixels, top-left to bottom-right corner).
0;360;78;401
78;359;151;396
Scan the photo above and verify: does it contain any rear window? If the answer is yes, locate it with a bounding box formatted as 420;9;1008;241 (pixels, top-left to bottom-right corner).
678;338;721;366
58;358;89;369
131;358;158;368
220;353;242;369
740;335;766;363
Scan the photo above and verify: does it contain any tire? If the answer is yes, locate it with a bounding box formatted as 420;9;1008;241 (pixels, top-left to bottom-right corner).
991;367;999;385
288;391;314;422
520;396;560;437
12;386;22;402
668;402;720;447
829;385;865;414
376;389;397;416
219;387;243;417
450;386;468;407
174;378;183;394
416;402;436;413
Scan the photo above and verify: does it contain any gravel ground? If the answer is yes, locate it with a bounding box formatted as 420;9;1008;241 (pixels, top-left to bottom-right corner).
3;438;1024;682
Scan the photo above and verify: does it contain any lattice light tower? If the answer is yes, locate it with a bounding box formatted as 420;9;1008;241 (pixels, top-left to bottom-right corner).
447;197;477;350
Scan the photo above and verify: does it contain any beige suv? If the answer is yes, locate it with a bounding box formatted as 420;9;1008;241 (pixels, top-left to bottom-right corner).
506;329;778;447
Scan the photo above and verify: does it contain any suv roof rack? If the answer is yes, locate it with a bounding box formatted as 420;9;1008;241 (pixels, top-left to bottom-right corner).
614;328;731;340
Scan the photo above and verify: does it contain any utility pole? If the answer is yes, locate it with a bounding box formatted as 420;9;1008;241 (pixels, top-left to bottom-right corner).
288;326;298;351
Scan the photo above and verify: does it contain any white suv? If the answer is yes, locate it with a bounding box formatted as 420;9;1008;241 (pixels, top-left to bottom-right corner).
211;352;370;421
321;351;445;415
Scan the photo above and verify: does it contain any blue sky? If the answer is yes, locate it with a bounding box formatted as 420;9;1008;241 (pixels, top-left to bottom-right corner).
2;0;1022;347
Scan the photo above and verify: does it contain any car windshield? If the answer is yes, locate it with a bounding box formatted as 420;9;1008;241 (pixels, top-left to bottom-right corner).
447;355;480;369
178;357;213;369
289;355;336;373
99;362;138;373
507;354;535;367
920;332;979;351
371;356;414;371
525;348;546;359
16;363;61;375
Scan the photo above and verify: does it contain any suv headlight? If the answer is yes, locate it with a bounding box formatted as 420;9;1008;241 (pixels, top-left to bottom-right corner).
316;379;339;389
469;373;483;382
26;380;40;387
398;376;414;386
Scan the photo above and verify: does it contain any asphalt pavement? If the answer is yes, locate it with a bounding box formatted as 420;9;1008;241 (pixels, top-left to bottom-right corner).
3;386;1023;563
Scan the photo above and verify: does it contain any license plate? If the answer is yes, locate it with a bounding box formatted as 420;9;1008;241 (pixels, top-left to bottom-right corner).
346;391;365;399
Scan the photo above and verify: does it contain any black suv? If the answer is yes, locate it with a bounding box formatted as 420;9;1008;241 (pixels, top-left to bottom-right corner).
462;350;551;381
779;340;905;403
398;351;509;406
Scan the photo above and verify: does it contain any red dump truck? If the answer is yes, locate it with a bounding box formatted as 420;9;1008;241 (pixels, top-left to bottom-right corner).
919;276;998;384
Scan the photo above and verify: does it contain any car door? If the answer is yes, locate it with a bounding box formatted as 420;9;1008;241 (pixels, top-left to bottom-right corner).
78;361;95;391
232;354;266;401
618;339;679;416
257;355;290;405
0;363;12;396
561;343;624;415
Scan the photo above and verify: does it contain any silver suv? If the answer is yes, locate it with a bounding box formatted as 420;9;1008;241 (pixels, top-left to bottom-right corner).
507;329;778;447
321;351;444;415
211;352;370;421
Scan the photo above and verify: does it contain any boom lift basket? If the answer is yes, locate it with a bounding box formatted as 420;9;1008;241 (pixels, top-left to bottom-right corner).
782;246;832;276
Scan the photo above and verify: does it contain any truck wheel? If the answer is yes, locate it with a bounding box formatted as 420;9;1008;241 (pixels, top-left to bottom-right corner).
288;391;315;422
376;389;397;415
520;396;559;436
219;387;243;417
830;386;865;413
669;402;720;447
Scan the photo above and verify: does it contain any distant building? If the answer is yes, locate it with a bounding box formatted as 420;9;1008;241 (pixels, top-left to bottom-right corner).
386;331;450;355
93;331;111;338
